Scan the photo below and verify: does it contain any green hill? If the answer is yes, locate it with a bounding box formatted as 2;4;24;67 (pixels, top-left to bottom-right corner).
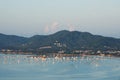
0;30;120;53
0;33;28;49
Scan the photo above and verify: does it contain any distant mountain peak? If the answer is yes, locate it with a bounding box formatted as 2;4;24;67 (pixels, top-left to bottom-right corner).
0;30;120;51
54;30;70;33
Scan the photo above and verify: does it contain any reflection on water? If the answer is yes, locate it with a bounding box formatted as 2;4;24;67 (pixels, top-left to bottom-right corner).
0;53;106;65
0;53;120;80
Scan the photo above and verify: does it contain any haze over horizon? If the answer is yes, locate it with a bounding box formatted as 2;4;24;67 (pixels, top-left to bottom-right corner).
0;0;120;38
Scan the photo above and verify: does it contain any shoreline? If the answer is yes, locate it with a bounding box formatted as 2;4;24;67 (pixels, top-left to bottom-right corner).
0;51;120;58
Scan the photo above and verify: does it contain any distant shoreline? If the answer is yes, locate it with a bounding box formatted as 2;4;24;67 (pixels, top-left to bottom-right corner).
0;51;120;57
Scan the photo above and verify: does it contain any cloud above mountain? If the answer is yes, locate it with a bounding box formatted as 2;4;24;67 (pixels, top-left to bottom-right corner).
44;22;59;33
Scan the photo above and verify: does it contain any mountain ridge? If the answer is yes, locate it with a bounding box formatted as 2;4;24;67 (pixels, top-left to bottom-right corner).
0;30;120;52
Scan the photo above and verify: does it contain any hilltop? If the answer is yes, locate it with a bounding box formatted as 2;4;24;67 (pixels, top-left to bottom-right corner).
0;30;120;54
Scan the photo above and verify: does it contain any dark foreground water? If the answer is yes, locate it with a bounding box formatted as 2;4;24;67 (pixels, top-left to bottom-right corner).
0;53;120;80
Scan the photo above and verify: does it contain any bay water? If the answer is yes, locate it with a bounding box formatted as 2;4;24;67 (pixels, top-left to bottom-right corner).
0;53;120;80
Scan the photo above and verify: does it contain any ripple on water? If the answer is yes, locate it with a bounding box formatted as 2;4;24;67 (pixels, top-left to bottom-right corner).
0;54;120;80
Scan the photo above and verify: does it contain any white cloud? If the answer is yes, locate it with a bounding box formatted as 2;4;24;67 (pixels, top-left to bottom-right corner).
44;25;49;33
44;21;59;34
51;22;59;32
67;24;75;31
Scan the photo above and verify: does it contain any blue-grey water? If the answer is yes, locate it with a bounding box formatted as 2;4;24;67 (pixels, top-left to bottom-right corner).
0;53;120;80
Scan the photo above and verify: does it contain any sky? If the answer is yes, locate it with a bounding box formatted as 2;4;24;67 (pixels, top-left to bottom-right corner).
0;0;120;38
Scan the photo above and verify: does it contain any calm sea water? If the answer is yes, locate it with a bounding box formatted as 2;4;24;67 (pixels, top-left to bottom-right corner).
0;53;120;80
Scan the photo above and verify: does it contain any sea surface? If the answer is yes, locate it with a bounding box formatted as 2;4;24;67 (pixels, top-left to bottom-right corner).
0;53;120;80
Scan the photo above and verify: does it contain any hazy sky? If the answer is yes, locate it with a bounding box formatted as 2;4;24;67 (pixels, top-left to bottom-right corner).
0;0;120;38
